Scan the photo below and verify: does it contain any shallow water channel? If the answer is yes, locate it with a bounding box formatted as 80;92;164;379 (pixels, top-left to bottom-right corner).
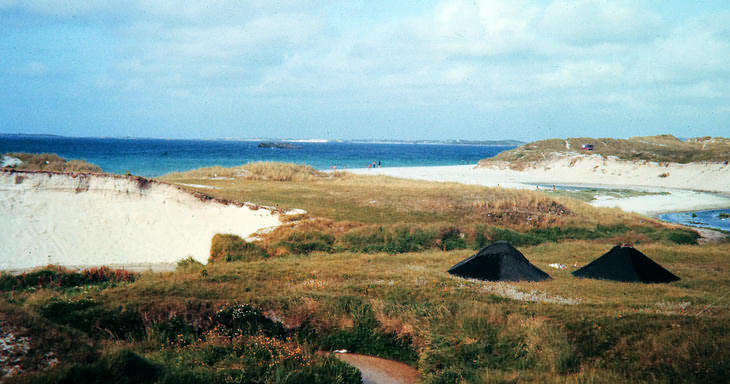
658;209;730;232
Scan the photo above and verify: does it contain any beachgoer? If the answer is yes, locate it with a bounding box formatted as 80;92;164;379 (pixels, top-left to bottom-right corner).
378;161;381;168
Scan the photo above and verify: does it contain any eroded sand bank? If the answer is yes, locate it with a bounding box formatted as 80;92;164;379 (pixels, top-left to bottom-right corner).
0;170;281;270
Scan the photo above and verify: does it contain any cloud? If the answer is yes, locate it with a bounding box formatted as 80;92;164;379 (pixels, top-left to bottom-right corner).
2;0;729;138
539;0;662;46
8;62;48;77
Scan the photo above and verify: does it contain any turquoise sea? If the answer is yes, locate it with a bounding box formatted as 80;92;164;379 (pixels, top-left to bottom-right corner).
0;134;514;177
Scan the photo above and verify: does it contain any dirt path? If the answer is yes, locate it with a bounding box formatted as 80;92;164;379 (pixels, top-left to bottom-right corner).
335;353;418;384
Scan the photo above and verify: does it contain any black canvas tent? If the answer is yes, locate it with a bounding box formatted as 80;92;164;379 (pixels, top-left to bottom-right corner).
572;244;680;283
447;241;551;282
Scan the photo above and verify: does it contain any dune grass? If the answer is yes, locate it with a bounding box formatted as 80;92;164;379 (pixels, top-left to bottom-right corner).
485;134;730;164
2;152;102;173
5;241;728;383
161;162;654;230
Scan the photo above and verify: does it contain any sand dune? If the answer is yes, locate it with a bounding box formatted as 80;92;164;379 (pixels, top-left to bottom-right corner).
0;170;281;271
480;154;730;193
348;156;730;216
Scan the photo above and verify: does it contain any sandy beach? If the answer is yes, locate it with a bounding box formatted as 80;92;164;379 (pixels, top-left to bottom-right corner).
0;170;281;271
347;156;730;216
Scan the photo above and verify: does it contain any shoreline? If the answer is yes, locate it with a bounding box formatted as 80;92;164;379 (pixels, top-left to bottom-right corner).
345;164;730;217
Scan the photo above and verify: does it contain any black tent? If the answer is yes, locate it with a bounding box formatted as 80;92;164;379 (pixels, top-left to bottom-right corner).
572;244;680;283
447;241;551;282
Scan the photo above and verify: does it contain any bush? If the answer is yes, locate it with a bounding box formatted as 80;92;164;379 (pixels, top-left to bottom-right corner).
0;266;135;291
489;228;542;247
153;315;200;345
420;318;533;381
276;231;335;255
209;234;268;263
300;298;418;364
39;298;144;340
274;355;362;384
215;304;286;338
666;229;700;245
564;314;730;383
338;225;437;253
34;350;161;384
4;152;102;173
438;227;467;251
176;256;204;271
242;162;325;181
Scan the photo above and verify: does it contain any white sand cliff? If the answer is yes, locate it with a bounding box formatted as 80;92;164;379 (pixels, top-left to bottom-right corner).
0;170;281;270
348;155;730;216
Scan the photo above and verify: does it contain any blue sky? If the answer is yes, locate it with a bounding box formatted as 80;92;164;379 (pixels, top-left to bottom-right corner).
1;0;729;141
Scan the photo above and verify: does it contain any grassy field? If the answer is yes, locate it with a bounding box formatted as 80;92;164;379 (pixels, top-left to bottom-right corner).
483;135;730;164
2;162;729;383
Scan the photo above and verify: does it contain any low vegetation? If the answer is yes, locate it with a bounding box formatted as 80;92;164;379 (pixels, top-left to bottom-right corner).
484;134;730;164
161;162;654;230
1;152;102;173
209;234;269;263
4;240;728;383
0;266;135;291
163;161;329;182
4;161;727;383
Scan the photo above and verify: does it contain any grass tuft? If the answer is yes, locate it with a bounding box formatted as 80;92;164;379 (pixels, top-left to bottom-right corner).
2;152;102;173
209;234;268;263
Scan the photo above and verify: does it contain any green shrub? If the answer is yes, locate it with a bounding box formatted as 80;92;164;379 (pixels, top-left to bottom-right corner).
176;256;204;271
564;314;730;383
0;266;135;291
215;304;286;338
32;350;161;384
438;227;467;251
4;152;102;173
338;225;437;253
273;355;362;384
39;298;144;340
420;318;533;381
153;316;200;345
276;231;335;255
489;228;542;246
666;229;700;245
300;298;418;364
209;234;268;263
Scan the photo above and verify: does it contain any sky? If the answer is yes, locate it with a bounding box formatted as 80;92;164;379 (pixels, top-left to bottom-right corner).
1;0;729;141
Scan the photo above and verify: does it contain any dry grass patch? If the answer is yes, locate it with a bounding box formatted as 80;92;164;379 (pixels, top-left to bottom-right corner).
160;162;650;230
485;134;730;164
3;152;102;173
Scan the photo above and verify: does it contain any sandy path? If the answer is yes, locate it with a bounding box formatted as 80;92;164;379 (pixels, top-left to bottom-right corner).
0;170;281;271
335;354;418;384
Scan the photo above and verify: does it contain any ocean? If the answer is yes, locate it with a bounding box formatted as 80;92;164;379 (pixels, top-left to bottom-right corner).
658;209;730;232
0;135;514;177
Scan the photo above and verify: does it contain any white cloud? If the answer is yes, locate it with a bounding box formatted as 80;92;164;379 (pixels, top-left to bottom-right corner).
4;0;729;136
539;0;662;46
9;62;48;77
